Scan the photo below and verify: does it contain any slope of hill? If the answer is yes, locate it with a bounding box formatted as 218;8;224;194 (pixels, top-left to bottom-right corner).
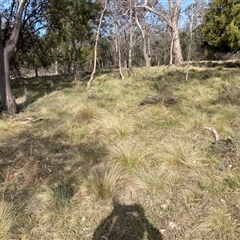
0;63;240;239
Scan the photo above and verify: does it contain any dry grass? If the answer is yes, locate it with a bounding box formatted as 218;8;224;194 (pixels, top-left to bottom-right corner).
82;162;123;199
0;201;13;239
0;64;240;239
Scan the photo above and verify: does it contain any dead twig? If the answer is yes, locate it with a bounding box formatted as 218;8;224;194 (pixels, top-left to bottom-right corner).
204;126;220;142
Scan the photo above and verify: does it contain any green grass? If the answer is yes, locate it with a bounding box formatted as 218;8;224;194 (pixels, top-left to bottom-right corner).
0;63;240;239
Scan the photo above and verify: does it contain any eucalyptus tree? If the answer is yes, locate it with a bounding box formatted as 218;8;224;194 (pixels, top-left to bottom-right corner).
183;0;207;61
135;0;184;65
46;0;100;74
0;0;100;113
87;0;108;89
0;0;28;113
134;8;152;67
106;0;130;78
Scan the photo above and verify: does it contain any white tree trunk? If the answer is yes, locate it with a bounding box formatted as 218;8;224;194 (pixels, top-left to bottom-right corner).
87;0;108;89
135;0;183;65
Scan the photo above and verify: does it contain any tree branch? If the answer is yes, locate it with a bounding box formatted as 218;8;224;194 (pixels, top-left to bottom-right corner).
6;0;27;55
135;1;171;27
204;126;220;142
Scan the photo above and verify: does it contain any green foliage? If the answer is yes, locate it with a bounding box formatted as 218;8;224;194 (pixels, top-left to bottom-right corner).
2;0;101;75
201;0;240;52
45;0;101;71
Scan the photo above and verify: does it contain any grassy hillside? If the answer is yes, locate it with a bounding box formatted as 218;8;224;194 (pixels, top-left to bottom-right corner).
1;62;240;239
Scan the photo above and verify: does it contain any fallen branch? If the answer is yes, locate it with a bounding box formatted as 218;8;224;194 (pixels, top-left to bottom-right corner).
204;126;220;142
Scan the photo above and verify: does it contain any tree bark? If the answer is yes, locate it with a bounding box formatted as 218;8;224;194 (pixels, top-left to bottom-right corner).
0;38;6;111
186;4;194;81
128;1;133;69
135;13;151;67
172;23;183;65
117;32;124;79
0;0;27;114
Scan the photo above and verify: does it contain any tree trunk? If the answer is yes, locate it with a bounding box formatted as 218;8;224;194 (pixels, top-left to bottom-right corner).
0;38;6;110
143;36;151;67
127;3;137;77
0;40;17;114
135;0;183;65
117;33;124;79
4;50;17;113
172;24;183;65
35;68;38;77
135;13;151;67
55;61;58;75
0;0;27;114
87;0;108;89
128;0;137;75
186;4;194;81
169;30;173;65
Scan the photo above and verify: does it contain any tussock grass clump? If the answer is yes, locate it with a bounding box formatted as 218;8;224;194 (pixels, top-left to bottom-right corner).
36;183;73;211
74;103;100;122
108;141;149;171
195;208;237;239
83;163;123;199
161;137;203;169
217;83;240;105
130;168;167;195
180;106;209;131
0;201;13;239
225;172;240;190
91;113;133;141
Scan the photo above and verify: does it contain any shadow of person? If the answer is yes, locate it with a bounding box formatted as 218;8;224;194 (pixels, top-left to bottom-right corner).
92;199;162;240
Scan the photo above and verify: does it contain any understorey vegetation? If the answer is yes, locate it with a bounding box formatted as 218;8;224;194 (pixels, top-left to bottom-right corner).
0;62;240;239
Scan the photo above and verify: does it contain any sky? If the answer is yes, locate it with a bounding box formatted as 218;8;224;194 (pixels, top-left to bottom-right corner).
0;0;207;28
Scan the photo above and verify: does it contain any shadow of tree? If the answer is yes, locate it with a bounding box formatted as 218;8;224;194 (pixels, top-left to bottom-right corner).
93;199;162;240
11;74;88;111
0;120;108;202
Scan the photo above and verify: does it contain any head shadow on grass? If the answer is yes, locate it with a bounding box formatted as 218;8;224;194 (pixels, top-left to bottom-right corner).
92;199;162;240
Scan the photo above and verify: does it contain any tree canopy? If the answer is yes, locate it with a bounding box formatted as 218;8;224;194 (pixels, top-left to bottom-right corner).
201;0;240;52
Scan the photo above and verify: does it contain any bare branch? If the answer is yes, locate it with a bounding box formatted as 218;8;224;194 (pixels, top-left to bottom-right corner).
135;2;171;27
122;9;130;16
135;0;148;7
204;126;220;142
135;13;144;38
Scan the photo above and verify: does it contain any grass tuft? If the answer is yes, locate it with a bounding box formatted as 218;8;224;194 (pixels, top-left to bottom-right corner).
217;83;240;105
196;208;236;239
108;141;149;171
161;137;202;169
0;201;13;240
74;103;100;122
83;163;123;199
36;183;72;211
